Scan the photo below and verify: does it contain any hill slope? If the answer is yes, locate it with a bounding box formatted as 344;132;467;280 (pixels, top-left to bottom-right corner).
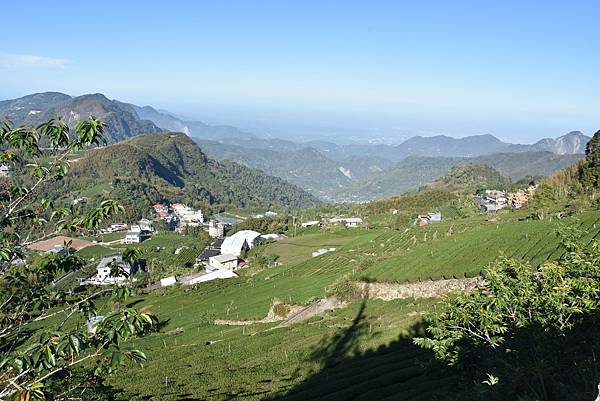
424;163;510;192
42;132;320;214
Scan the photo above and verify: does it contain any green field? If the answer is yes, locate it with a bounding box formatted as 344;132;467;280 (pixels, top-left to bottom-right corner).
33;211;600;400
361;212;600;282
257;230;362;265
75;244;118;260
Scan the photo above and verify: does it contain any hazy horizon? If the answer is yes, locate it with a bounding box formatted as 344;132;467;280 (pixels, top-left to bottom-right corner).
2;1;599;143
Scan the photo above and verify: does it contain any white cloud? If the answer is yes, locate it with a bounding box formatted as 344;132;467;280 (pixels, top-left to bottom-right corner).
0;52;70;69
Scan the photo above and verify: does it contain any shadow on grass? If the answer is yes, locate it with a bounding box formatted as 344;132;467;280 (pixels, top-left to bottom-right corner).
266;298;459;401
267;297;600;401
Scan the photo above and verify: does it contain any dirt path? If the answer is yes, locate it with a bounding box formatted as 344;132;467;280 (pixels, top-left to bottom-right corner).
279;297;345;327
214;298;345;327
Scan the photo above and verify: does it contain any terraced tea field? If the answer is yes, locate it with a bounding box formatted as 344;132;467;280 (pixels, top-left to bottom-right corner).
57;211;600;400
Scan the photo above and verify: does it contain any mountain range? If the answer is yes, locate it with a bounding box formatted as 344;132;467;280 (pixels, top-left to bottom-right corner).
0;91;591;202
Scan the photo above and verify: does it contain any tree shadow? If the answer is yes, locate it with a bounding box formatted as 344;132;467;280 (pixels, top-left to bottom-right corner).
265;298;460;401
452;313;600;401
266;298;600;401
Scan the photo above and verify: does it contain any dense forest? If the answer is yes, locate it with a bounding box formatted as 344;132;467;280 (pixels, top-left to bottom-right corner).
37;132;321;219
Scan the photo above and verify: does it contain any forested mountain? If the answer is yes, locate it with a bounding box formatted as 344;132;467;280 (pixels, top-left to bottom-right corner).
334;151;584;201
195;139;396;200
0;92;161;143
39;132;320;218
424;164;510;192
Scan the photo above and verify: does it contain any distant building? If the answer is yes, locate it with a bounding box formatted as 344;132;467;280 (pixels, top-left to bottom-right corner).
344;218;363;228
208;254;239;270
196;238;224;264
302;220;321;228
172;203;203;229
265;211;278;217
139;218;154;232
221;230;262;257
208;220;225;238
110;223;128;232
328;217;363;227
84;255;132;285
124;231;140;244
0;164;9;177
417;212;442;225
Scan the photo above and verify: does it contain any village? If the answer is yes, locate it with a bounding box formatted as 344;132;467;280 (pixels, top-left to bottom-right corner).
473;184;537;213
19;185;535;293
19;201;374;292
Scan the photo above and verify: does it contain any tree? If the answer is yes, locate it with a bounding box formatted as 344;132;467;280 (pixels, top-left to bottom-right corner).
414;223;600;400
579;130;600;190
0;118;158;400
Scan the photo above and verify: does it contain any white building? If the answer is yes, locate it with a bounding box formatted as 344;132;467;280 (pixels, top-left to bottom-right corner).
124;231;141;244
208;220;225;238
0;164;9;177
160;276;177;287
344;218;363;228
172;204;204;228
302;220;321;228
182;269;238;285
208;254;239;270
221;230;262;257
86;255;131;285
139;218;154;232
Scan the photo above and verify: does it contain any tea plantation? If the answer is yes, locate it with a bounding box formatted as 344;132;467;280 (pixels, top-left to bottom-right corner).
90;211;600;400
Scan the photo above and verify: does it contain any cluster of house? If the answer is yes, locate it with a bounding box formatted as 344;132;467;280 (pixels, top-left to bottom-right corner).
475;186;536;213
152;203;204;232
124;219;154;244
99;219;154;243
301;216;364;229
416;212;442;226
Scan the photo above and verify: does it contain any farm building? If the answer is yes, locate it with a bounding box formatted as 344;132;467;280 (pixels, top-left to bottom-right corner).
344;218;363;227
124;231;143;244
196;238;224;264
83;255;132;285
208;220;225;238
302;220;321;228
329;217;363;227
221;230;262;257
417;212;442;226
208;254;239;270
179;269;238;285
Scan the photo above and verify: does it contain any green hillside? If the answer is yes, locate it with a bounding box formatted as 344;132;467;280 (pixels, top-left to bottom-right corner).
39;132;320;216
337;152;584;201
424;163;509;192
76;207;600;401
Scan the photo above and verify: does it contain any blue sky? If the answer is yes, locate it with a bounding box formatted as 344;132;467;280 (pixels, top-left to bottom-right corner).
1;0;599;143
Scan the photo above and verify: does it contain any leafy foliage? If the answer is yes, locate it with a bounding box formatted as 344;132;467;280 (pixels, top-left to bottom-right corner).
0;118;158;400
414;223;600;400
